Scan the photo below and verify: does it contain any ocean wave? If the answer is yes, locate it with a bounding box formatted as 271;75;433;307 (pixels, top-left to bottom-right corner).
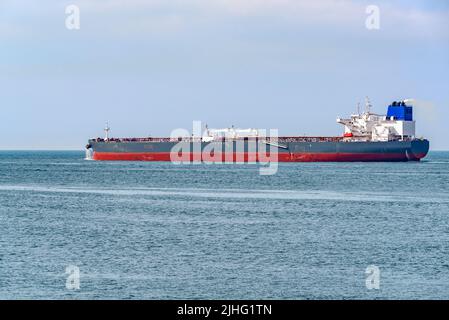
0;185;447;203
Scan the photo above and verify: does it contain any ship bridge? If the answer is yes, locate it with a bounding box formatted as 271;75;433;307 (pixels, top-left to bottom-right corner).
337;98;416;142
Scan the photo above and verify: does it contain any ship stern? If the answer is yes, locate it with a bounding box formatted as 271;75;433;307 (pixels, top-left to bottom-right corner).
407;139;430;161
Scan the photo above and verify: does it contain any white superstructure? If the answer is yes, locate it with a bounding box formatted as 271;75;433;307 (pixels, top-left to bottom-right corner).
336;98;416;142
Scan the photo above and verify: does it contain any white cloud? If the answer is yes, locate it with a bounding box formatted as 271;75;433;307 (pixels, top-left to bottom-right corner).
75;0;364;20
73;0;449;38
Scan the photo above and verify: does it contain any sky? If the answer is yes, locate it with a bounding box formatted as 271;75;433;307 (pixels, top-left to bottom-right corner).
1;0;448;150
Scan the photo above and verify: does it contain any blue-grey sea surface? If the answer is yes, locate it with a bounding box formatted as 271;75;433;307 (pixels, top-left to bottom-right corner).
0;151;448;299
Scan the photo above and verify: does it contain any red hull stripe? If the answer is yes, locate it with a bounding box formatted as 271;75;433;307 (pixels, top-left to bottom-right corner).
93;152;426;162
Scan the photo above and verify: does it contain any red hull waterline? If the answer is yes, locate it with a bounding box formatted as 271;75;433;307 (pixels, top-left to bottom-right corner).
93;152;426;162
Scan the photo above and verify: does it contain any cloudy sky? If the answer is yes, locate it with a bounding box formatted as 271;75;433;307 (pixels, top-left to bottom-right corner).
1;0;448;149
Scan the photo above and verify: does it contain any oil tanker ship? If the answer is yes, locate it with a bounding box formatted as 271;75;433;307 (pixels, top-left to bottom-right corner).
86;99;429;162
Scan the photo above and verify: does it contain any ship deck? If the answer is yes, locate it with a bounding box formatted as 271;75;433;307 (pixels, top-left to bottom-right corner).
90;136;347;143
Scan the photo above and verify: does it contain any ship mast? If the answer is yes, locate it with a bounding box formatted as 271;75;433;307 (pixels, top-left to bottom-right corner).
365;96;372;114
104;122;111;141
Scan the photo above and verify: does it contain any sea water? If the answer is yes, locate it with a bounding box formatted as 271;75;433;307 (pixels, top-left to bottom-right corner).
0;151;448;299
